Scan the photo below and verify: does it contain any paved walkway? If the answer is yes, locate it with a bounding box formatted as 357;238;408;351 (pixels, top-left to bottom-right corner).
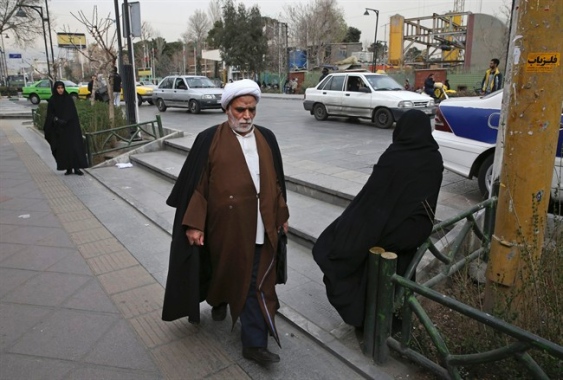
0;104;398;379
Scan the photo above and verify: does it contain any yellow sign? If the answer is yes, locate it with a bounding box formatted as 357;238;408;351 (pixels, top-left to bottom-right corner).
526;52;560;72
57;33;87;49
138;70;152;76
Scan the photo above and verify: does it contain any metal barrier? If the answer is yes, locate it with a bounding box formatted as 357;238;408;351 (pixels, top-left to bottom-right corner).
84;115;163;167
363;197;563;379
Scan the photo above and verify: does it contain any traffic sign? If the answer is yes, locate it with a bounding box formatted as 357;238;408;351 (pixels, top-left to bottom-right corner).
8;53;22;59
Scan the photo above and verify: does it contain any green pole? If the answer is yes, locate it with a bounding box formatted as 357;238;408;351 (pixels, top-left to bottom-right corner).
363;247;385;356
374;251;397;364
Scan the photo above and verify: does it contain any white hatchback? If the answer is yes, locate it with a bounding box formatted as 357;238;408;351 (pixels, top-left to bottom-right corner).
303;72;435;129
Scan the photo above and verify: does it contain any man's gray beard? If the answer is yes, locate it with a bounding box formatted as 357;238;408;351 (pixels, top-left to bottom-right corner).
232;122;254;133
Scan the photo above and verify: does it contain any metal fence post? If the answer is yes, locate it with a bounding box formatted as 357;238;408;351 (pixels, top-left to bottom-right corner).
156;114;163;138
84;133;93;168
363;247;385;356
374;251;397;364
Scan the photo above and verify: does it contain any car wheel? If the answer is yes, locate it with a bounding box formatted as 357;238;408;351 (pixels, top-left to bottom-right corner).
373;108;394;129
313;103;328;121
189;100;201;114
137;94;143;105
156;98;167;112
477;154;494;197
29;94;40;105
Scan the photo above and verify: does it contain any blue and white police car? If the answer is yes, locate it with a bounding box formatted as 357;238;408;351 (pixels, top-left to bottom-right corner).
432;90;563;202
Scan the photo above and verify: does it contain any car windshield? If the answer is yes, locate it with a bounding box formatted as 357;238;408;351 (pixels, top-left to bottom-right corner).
63;80;77;87
364;75;403;91
186;77;219;88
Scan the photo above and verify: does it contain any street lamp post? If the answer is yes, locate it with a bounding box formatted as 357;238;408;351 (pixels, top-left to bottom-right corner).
364;8;379;73
15;5;53;80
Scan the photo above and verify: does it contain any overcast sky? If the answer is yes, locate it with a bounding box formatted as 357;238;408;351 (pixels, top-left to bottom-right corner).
4;0;509;69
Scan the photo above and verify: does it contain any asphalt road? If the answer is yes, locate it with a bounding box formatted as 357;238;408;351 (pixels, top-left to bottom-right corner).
138;98;483;204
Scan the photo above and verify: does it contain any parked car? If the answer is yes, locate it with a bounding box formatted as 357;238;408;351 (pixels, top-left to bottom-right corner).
152;75;224;113
22;79;79;104
303;72;435;128
432;90;563;201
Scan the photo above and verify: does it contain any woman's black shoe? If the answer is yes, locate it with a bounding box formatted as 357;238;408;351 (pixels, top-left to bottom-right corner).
74;169;84;176
65;170;72;175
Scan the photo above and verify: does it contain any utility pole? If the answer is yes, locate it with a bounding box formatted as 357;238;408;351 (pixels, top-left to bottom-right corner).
485;0;563;316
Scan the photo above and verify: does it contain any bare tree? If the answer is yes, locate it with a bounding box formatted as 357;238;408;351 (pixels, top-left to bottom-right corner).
71;6;118;124
0;0;43;45
208;0;223;24
183;9;210;75
284;0;347;67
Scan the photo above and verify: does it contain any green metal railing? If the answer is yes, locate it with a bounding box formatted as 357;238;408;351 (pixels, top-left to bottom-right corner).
363;197;563;379
84;115;163;166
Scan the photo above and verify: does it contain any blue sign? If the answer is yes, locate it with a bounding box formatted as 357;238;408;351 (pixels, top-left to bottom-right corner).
8;53;22;59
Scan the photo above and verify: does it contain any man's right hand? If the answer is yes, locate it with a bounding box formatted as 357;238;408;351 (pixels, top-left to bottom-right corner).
186;228;204;246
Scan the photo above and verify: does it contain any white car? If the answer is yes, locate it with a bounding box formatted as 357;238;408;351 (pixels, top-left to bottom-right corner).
432;90;563;201
303;72;435;128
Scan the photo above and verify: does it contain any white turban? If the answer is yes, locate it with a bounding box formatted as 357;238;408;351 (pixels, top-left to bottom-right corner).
221;79;261;110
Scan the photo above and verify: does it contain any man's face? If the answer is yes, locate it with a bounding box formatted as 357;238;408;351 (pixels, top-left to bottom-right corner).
489;61;496;69
226;95;257;135
56;85;64;95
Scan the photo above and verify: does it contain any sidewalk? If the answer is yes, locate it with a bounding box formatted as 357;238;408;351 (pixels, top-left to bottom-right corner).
0;97;33;119
0;119;395;378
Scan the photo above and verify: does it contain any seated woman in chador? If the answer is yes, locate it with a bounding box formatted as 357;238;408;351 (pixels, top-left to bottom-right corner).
312;109;443;327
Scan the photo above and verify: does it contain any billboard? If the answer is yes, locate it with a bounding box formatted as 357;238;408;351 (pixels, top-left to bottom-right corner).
289;50;307;71
57;33;86;49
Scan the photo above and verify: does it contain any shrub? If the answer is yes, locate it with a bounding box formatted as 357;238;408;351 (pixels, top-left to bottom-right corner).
34;99;128;133
410;221;563;379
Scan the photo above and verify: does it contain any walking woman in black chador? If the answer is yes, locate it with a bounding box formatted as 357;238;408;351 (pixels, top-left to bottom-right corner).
312;109;443;327
43;81;87;175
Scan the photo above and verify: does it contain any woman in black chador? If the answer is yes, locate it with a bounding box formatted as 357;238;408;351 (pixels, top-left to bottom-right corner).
312;109;443;327
44;81;87;175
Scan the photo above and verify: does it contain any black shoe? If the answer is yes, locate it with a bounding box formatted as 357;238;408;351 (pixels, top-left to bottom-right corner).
74;169;84;176
242;347;280;364
65;169;72;175
211;303;227;321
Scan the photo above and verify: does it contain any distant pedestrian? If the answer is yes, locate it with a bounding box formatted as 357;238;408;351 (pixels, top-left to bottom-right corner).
319;67;329;83
291;78;298;94
43;81;87;175
424;73;435;97
481;58;502;94
111;66;122;107
404;78;411;91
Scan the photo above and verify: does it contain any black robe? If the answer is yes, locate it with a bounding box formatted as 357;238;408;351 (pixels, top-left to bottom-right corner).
312;109;444;327
162;124;286;324
43;81;87;170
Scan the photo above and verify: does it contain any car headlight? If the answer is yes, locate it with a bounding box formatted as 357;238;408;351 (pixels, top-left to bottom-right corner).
202;94;214;99
428;99;435;106
398;100;414;108
145;89;153;94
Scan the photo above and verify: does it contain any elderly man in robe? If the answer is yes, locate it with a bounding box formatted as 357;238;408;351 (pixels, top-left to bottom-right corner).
162;79;289;364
